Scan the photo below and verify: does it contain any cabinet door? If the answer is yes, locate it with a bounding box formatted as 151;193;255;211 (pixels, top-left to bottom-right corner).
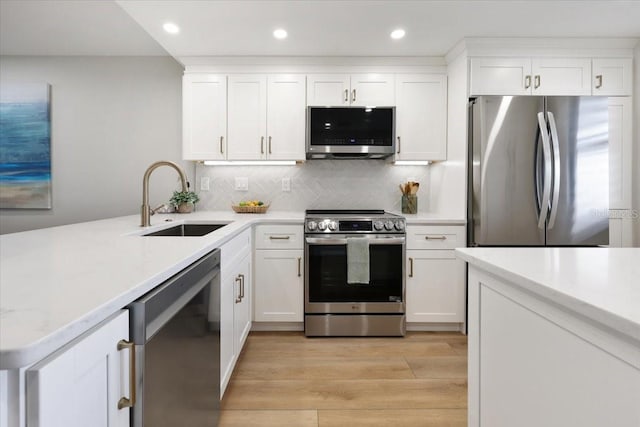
406;250;465;323
267;75;306;160
306;74;350;106
220;268;236;395
350;74;395;106
234;253;252;356
254;249;304;322
531;58;591;95
608;97;632;210
183;74;227;160
26;311;130;427
227;74;267;160
592;58;632;96
469;58;532;96
395;74;447;161
609;212;634;247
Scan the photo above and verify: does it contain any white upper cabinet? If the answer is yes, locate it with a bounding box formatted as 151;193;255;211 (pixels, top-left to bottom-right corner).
592;58;633;96
530;58;591;95
227;75;268;160
266;74;307;160
182;74;227;160
227;74;306;161
470;57;593;95
469;57;532;96
395;74;448;161
307;74;395;106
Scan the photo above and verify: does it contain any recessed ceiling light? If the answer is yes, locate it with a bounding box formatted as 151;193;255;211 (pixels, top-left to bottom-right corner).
273;28;288;39
390;29;406;40
163;22;180;34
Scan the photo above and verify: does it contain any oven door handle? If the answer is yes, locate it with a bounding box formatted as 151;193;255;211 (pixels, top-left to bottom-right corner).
305;237;405;245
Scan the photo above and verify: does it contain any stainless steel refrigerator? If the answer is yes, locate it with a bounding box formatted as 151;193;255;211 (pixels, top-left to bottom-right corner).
468;96;609;246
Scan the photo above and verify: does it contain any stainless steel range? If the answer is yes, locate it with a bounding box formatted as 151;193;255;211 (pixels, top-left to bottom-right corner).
304;209;406;337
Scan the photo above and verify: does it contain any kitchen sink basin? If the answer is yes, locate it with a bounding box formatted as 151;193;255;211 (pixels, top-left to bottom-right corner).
143;222;230;237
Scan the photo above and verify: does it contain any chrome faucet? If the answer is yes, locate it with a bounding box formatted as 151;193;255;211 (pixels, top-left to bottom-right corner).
141;160;188;227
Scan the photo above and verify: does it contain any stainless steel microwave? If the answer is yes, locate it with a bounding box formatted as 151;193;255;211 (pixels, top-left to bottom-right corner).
306;106;396;159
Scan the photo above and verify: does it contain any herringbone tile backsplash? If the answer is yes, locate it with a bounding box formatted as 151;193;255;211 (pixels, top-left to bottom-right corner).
195;160;430;212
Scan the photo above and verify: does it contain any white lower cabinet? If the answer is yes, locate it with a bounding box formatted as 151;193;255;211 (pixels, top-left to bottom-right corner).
220;229;252;397
253;224;304;325
254;250;304;322
405;225;466;328
26;310;131;427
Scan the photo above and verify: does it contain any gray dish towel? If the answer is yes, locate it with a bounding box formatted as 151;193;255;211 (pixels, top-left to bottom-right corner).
347;237;370;284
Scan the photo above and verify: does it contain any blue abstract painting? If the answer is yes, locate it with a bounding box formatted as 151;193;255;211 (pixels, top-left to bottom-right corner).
0;83;52;209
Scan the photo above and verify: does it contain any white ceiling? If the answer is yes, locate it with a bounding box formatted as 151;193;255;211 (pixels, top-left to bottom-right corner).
2;1;640;58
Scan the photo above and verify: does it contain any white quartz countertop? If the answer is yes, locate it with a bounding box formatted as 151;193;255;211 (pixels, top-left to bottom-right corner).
0;211;303;369
456;247;640;342
0;210;464;370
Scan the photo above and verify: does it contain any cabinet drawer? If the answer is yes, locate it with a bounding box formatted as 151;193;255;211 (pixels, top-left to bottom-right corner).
254;224;303;249
406;225;465;250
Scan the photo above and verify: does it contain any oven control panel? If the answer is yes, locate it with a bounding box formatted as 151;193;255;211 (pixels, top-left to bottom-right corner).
305;215;405;234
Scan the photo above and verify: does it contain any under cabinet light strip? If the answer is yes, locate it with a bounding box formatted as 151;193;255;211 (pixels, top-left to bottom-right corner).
203;160;297;166
394;160;431;166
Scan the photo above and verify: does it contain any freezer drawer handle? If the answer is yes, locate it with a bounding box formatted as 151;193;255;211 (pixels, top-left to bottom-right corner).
424;235;447;240
117;340;136;409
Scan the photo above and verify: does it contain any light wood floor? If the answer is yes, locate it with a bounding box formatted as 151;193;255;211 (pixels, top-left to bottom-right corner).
220;331;467;426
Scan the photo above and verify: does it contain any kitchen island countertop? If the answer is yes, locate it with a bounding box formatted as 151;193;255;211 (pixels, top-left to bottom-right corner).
456;247;640;342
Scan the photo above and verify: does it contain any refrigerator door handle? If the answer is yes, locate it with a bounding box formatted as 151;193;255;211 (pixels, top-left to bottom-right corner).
534;126;543;219
547;112;561;229
536;112;552;230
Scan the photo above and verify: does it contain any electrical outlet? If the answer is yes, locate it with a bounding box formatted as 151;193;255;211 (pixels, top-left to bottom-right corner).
200;177;210;191
282;177;291;192
235;177;249;191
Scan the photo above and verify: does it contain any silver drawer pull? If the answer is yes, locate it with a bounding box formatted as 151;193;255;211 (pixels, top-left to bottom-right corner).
425;235;447;240
117;340;136;409
269;235;291;240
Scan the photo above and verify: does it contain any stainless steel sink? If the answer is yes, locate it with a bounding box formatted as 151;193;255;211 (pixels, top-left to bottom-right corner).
143;223;229;237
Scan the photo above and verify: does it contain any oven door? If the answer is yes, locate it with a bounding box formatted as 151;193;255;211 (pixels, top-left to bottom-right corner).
304;234;405;314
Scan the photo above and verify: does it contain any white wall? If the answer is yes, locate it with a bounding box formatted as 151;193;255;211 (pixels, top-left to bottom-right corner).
634;42;640;246
0;56;192;234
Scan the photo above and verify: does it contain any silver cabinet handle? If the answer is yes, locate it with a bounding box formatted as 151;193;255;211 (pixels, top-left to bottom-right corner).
344;89;349;103
269;235;291;240
239;273;245;299
424;235;447;240
297;257;301;277
534;75;541;89
268;136;272;154
219;136;224;154
524;75;531;89
260;136;265;154
235;275;242;303
595;74;603;89
408;257;414;278
351;89;356;103
397;136;401;154
117;340;136;409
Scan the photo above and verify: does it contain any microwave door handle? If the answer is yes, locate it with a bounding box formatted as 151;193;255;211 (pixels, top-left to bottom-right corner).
537;112;552;230
547;112;561;230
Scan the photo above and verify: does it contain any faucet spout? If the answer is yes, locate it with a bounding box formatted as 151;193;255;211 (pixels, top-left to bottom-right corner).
141;160;188;227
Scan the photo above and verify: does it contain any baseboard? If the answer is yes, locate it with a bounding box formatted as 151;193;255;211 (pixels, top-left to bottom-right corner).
251;322;304;331
407;322;464;332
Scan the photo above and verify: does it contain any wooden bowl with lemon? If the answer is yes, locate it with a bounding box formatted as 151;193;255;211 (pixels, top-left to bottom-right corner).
231;200;270;213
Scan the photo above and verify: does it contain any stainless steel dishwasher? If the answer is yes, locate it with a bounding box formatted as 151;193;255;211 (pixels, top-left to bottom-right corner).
126;249;220;427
